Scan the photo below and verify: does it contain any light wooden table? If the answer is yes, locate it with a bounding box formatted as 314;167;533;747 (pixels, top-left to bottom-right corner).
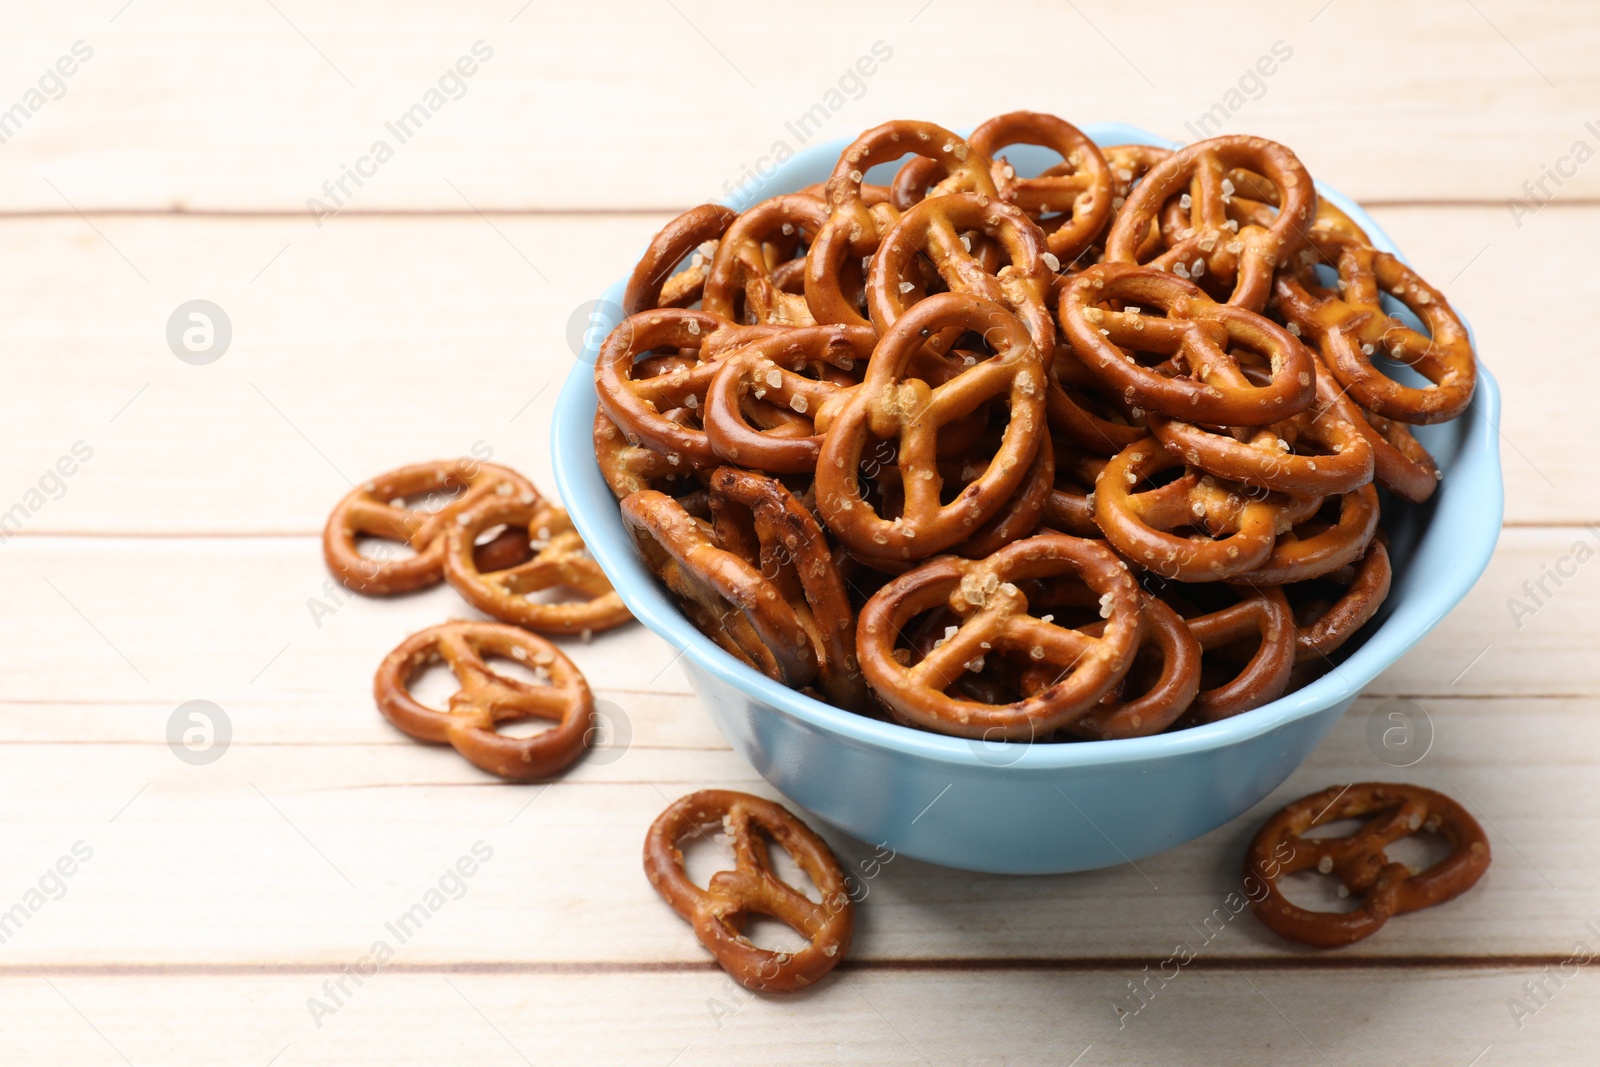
3;2;1596;1063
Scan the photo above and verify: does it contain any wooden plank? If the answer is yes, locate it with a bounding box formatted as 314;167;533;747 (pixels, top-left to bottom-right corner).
0;532;1592;975
3;525;1594;706
0;206;1592;536
0;736;1582;964
0;213;650;539
0;1;1594;210
9;536;698;700
5;5;1591;1060
1;967;1592;1065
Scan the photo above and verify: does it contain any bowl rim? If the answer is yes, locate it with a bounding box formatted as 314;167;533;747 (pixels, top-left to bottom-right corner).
553;122;1504;772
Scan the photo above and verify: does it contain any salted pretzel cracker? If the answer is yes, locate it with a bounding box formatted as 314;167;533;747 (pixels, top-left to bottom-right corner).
1093;438;1321;582
324;460;538;596
645;790;854;992
592;112;1475;747
595;308;736;468
1300;351;1439;502
857;534;1143;739
1237;482;1380;585
444;498;632;636
867;191;1056;361
1246;782;1491;948
1173;583;1296;724
621;490;819;687
709;467;867;710
373;621;594;781
815;293;1048;563
624;203;739;314
703;194;829;327
1147;371;1376;497
967;110;1113;264
1023;594;1201;740
594;409;703;500
1102;143;1173;203
1061;263;1314;427
1105;134;1316;311
1276;233;1476;424
701;323;876;474
948;428;1054;558
1287;540;1392;664
806;120;995;328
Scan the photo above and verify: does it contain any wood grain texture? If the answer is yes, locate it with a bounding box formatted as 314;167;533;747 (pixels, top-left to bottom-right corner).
0;1;1596;210
1;969;1591;1066
0;206;1592;536
0;527;1592;706
4;1;1593;1061
0;691;1592;968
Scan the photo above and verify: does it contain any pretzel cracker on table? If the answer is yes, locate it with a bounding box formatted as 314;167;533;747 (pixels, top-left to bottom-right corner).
598;111;1477;742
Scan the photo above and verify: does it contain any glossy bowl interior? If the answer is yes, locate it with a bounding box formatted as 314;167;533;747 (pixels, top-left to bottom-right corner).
552;123;1504;874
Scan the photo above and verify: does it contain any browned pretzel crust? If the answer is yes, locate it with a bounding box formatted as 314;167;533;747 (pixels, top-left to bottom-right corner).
444;498;632;636
857;534;1143;739
645;790;854;992
624;203;739;314
1246;782;1491;947
591;117;1468;744
621;489;819;688
815;292;1048;563
1106;134;1316;311
325;460;538;596
373;621;594;781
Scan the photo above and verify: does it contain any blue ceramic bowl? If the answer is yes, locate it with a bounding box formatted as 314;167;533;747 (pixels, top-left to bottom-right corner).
552;123;1503;874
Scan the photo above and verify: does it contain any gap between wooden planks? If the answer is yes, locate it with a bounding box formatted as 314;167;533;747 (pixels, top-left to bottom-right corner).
2;967;1587;1066
0;207;1590;535
0;0;1594;213
4;528;1596;704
